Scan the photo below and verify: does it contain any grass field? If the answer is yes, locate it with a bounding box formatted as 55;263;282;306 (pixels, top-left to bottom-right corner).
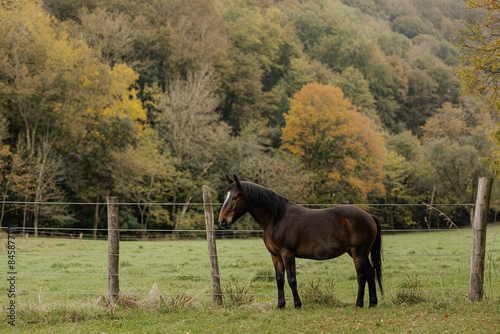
1;224;500;333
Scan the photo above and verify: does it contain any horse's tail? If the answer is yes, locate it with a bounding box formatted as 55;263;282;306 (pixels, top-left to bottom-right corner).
370;215;383;295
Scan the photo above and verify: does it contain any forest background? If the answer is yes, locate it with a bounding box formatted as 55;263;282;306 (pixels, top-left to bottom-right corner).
0;0;497;237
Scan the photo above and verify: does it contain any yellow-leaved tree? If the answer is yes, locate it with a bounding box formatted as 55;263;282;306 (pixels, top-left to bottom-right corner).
0;0;147;235
281;82;386;203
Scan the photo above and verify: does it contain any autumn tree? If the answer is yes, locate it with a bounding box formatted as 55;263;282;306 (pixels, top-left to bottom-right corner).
0;0;146;234
281;83;386;203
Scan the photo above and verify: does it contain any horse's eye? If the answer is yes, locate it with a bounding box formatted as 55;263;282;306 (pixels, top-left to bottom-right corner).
233;195;239;200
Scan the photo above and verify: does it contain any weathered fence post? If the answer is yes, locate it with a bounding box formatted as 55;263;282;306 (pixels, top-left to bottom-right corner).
202;185;223;305
107;197;120;303
468;177;493;301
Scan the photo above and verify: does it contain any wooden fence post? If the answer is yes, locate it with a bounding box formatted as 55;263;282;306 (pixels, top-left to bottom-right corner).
468;177;493;301
107;197;120;303
202;185;223;305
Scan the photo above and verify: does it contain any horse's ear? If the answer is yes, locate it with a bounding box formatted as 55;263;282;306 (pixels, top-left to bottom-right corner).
225;175;234;184
233;174;243;191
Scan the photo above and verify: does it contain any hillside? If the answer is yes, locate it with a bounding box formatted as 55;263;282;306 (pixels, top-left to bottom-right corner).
0;0;494;233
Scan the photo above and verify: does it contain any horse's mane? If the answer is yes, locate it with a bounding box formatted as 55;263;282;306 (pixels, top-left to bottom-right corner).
241;181;289;217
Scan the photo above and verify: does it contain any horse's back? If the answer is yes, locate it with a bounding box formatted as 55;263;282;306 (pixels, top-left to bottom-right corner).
282;204;377;259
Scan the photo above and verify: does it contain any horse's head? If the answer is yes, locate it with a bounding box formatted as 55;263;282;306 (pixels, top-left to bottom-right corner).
218;174;247;229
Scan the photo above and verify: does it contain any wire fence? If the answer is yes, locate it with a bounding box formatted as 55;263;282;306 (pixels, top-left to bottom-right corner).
0;200;477;238
1;200;497;307
2;225;497;306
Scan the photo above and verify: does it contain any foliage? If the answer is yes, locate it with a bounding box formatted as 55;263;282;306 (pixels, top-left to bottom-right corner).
380;131;433;229
0;0;494;230
422;101;494;212
457;0;500;115
457;0;500;175
111;128;185;232
281;83;385;202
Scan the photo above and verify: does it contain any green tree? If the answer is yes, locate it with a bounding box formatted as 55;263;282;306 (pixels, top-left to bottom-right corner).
457;0;500;174
286;1;332;52
331;67;377;121
111;128;186;234
381;131;433;229
216;1;300;90
421;101;494;224
457;0;500;114
305;3;408;131
216;0;302;130
281;83;386;203
281;58;335;97
399;66;439;134
391;15;434;38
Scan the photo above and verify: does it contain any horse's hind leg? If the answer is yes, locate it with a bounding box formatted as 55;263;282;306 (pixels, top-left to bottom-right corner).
352;252;377;308
367;266;378;307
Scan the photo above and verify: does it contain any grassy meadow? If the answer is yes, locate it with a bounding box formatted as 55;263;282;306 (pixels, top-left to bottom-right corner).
1;224;500;333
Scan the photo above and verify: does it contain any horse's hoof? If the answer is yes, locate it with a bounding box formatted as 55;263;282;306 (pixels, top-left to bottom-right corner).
277;304;286;309
369;303;377;308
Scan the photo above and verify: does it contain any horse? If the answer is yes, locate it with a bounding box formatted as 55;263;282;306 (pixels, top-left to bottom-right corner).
218;175;383;309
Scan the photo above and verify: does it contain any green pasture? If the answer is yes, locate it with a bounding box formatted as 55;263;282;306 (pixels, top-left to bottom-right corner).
1;224;500;333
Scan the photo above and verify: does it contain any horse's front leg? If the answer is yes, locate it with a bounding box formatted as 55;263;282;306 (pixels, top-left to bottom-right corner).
283;252;302;309
271;254;286;308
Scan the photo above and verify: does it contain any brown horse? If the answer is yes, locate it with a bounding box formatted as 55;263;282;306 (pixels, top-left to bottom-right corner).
218;175;383;308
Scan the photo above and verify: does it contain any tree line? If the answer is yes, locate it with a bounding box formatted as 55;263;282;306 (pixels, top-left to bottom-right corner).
0;0;497;236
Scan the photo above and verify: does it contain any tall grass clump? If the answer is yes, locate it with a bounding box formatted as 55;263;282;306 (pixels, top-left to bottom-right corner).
158;293;198;311
299;277;341;307
223;275;255;306
393;274;426;305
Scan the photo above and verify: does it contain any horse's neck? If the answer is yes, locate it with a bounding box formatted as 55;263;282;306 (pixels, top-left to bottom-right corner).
249;205;278;231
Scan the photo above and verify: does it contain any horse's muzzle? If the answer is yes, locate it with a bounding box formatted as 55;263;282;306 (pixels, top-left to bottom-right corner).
218;217;231;229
